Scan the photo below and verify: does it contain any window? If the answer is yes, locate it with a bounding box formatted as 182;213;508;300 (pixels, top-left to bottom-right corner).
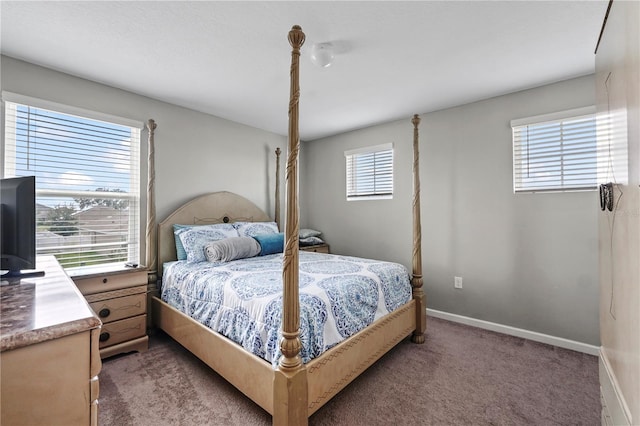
2;92;142;271
345;143;393;200
511;106;597;193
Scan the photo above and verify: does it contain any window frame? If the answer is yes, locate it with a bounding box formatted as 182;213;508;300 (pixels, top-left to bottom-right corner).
511;106;597;193
2;91;144;273
344;143;394;201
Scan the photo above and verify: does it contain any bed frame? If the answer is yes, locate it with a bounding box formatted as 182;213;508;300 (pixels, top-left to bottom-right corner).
149;25;426;425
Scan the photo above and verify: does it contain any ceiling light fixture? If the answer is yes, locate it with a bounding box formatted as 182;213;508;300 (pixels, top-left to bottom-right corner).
310;42;335;68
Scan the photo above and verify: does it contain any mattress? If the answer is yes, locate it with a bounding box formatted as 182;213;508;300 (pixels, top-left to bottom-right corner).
161;251;412;366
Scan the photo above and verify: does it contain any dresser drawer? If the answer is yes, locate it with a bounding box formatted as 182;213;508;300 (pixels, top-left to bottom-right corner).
90;292;146;324
74;269;147;295
99;315;146;348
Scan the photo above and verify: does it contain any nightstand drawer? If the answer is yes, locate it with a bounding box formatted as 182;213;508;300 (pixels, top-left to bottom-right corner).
90;292;146;324
74;269;147;295
99;315;146;349
300;243;330;254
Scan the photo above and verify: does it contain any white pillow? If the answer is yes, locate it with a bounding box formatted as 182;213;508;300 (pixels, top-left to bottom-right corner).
299;228;322;239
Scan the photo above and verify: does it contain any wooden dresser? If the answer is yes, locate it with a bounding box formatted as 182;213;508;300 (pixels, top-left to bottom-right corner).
0;255;102;426
71;265;149;358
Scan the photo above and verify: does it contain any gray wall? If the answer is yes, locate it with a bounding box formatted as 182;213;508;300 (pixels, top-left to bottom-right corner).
1;56;286;260
301;75;599;345
2;56;599;345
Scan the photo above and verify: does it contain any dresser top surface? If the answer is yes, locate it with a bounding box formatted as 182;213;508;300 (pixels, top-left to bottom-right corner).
67;262;147;280
0;255;101;352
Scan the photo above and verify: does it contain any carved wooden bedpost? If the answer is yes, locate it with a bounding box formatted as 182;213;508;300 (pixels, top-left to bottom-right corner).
146;119;158;284
274;25;308;426
275;147;281;230
411;114;427;344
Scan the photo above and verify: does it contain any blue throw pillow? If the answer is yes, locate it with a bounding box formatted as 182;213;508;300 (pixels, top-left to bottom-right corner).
253;232;284;256
172;224;192;260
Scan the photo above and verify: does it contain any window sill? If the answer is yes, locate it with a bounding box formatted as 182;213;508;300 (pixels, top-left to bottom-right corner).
347;195;393;201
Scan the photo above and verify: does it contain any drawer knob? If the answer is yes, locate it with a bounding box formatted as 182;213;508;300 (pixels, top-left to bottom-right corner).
102;278;108;284
99;332;110;342
99;308;111;318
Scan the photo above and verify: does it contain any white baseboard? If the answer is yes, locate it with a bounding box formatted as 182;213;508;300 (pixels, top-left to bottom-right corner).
599;348;632;426
426;308;600;356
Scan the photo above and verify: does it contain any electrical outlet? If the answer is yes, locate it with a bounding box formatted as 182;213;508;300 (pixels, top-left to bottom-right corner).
454;276;463;289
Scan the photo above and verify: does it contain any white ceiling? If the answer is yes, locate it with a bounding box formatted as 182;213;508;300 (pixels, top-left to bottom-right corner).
1;1;606;141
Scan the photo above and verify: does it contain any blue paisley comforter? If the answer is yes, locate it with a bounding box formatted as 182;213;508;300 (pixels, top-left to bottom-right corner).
161;251;411;367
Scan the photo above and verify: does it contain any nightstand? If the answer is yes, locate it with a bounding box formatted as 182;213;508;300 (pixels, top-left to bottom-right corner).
300;243;330;254
72;266;149;359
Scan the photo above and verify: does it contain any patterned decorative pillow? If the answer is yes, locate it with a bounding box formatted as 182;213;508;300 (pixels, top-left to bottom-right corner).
174;224;239;262
233;221;279;238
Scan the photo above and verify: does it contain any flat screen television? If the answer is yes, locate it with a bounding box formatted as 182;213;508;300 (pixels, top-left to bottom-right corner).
1;176;44;278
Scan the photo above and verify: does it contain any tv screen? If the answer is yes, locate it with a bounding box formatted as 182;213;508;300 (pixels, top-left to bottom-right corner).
1;176;44;278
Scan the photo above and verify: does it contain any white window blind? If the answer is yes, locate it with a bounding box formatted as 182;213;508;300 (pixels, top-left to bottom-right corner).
3;94;142;271
345;143;393;200
511;107;597;193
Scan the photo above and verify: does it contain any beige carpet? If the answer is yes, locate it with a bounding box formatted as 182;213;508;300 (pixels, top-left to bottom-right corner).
99;317;599;425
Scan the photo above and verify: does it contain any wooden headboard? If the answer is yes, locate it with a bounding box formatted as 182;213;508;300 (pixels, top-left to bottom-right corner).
157;191;272;277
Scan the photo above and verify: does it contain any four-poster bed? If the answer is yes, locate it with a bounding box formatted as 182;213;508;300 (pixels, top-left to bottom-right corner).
147;25;426;425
